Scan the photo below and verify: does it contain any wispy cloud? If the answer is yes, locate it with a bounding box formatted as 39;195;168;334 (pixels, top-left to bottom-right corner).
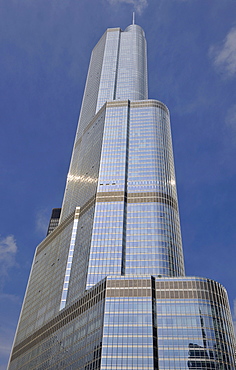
0;293;20;303
209;27;236;77
106;0;148;15
0;235;17;283
35;208;49;235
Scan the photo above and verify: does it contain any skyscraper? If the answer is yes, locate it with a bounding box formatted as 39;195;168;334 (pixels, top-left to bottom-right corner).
47;208;61;236
8;21;235;370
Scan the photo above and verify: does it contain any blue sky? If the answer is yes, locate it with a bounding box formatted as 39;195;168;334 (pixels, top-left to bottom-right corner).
1;0;236;367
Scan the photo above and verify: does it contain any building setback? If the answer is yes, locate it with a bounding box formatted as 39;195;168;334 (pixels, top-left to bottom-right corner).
8;22;236;370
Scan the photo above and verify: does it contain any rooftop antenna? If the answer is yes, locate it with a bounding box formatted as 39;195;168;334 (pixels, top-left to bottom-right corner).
132;12;135;25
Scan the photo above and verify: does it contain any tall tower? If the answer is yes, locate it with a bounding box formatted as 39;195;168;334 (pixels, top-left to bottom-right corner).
8;23;235;370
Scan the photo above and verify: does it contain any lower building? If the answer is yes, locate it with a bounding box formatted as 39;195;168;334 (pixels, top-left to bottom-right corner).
10;276;235;369
47;208;61;236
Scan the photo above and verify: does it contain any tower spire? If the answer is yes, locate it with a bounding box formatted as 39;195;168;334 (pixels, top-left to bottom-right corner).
132;11;135;25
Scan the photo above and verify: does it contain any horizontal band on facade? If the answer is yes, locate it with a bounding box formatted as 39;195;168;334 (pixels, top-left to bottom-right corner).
106;99;169;115
106;288;152;297
106;278;152;288
98;196;125;202
155;289;220;300
106;99;169;114
130;100;169;114
96;191;178;210
105;287;225;301
107;27;121;32
106;100;129;108
106;277;228;306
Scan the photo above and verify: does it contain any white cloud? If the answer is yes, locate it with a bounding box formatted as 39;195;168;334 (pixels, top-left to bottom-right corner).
0;235;17;280
107;0;148;15
210;27;236;77
35;208;49;235
0;293;20;303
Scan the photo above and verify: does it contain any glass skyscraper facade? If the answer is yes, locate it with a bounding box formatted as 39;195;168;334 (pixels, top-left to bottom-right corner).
8;22;235;370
